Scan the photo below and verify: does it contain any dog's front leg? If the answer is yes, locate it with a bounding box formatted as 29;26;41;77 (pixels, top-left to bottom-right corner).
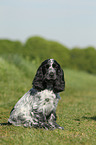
47;111;64;130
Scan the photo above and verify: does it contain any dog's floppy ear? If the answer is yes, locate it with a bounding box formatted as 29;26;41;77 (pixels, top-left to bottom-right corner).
32;59;49;91
53;67;65;93
32;66;45;91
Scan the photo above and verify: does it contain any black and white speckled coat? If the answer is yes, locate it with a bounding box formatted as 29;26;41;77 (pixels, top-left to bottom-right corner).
8;59;65;130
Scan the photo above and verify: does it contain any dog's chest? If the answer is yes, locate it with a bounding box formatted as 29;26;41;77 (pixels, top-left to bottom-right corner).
32;90;60;115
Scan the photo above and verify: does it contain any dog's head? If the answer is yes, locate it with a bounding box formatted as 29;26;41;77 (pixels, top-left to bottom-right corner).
32;59;65;93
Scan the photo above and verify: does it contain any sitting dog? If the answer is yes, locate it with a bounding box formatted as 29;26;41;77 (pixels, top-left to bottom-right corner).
8;59;65;130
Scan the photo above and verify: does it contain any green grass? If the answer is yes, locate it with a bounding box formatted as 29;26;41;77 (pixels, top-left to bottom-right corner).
0;56;96;145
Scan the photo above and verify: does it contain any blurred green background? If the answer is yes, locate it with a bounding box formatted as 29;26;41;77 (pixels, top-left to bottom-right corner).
0;36;96;74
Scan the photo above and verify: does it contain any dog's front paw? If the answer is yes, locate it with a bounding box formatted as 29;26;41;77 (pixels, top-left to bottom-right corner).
48;122;64;130
58;126;64;130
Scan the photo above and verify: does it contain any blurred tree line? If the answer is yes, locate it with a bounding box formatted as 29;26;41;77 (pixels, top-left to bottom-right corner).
0;36;96;74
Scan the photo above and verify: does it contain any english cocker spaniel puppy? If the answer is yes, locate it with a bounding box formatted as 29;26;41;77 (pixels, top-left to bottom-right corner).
8;59;65;130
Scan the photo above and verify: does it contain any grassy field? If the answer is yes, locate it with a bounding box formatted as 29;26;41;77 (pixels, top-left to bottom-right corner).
0;56;96;145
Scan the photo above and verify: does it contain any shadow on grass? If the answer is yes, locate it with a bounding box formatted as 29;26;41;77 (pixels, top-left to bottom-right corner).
82;116;96;121
0;122;12;126
74;116;96;122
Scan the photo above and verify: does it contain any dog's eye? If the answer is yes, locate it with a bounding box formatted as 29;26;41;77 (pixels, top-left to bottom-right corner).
46;64;50;69
52;63;56;68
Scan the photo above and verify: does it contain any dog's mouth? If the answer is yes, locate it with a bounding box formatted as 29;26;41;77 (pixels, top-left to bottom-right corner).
43;79;54;90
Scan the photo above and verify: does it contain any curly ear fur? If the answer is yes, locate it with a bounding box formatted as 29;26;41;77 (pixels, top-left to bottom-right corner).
32;66;45;91
53;67;65;93
32;59;49;91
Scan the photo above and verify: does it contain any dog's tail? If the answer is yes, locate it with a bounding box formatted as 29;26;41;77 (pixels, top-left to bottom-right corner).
0;122;12;126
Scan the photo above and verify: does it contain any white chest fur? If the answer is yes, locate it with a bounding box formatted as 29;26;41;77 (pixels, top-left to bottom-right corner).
33;89;60;116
